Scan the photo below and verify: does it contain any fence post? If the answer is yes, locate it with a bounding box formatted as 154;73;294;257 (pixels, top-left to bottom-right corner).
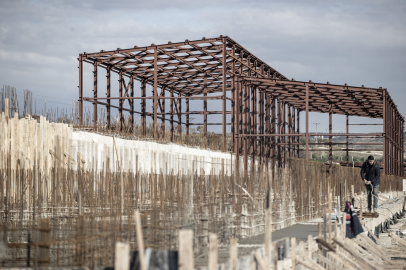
115;242;130;270
135;210;146;270
230;238;238;270
179;229;194;270
208;233;218;270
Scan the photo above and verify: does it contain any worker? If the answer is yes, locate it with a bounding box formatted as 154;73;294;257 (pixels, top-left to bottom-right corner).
360;155;380;212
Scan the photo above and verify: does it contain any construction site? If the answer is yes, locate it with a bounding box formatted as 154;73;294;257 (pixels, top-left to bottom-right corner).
1;36;406;269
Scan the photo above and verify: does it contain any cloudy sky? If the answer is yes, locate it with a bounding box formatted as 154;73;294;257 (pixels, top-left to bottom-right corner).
0;0;405;133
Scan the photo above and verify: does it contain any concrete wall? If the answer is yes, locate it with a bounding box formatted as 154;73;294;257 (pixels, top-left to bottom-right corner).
72;131;247;175
0;111;249;176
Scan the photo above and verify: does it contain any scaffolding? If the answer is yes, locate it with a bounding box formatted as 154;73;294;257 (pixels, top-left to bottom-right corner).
78;35;404;177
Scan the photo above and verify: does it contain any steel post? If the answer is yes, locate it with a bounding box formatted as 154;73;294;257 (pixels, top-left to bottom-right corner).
383;89;386;174
235;80;240;178
297;109;300;158
170;90;174;141
222;37;227;151
78;54;83;127
346;115;349;165
160;87;165;139
271;97;276;169
277;100;282;166
204;92;207;146
153;48;158;140
93;63;98;128
186;96;189;144
329;104;332;177
243;83;248;176
305;85;309;160
106;67;111;129
119;72;123;131
264;94;270;165
130;76;134;131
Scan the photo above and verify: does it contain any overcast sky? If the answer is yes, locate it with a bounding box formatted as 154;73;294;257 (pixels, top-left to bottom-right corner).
0;0;405;133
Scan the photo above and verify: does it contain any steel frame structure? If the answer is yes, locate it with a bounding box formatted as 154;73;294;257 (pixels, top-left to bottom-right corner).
78;35;404;177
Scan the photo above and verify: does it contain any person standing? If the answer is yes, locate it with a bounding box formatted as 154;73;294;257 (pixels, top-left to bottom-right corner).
360;155;380;212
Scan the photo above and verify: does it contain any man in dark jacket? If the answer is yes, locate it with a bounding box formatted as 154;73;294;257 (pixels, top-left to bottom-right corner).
360;155;380;212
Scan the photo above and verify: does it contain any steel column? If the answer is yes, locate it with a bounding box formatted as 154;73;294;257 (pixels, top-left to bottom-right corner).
383;89;386;174
78;54;83;127
346;115;349;165
297;109;300;158
119;72;123;130
288;105;292;159
251;85;256;172
178;93;182;141
141;81;146;136
271;97;276;169
93;63;98;128
264;95;270;165
170;90;174;141
231;46;236;152
130;76;134;131
186;96;189;144
106;67;111;128
277;100;282;166
153;48;158;140
222;37;227;151
204;92;207;146
235;79;240;178
160;87;165;138
239;82;243;155
329;104;333;177
305;85;309;160
243;83;248;176
282;102;286;166
259;91;264;164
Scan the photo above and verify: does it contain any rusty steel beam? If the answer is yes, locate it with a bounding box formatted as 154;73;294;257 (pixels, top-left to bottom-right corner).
83;96;227;100
93;63;97;127
119;72;123;130
329;104;333;177
153;48;158;140
141;80;146;136
271;97;276;168
222;36;227;151
305;85;309;160
106;67;111;128
296;109;300;158
170;90;174;141
78;54;83;126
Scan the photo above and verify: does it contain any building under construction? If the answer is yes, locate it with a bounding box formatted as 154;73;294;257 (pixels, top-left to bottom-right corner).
79;35;404;177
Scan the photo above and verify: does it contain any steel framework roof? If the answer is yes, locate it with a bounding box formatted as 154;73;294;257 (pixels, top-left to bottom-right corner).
82;36;286;95
243;77;399;119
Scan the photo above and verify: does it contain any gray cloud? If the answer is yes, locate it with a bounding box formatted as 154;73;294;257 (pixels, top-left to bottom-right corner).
0;0;405;132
